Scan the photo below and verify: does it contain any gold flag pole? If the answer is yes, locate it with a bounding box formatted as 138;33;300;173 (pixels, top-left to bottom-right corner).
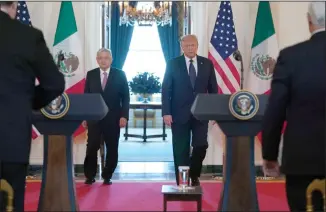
0;179;14;212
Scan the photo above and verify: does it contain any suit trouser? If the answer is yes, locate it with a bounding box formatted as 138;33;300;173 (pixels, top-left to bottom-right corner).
84;119;120;180
0;162;28;212
285;175;325;211
171;117;208;185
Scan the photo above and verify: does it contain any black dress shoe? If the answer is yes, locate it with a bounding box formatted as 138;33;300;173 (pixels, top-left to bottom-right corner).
85;179;95;185
191;178;200;186
103;179;112;185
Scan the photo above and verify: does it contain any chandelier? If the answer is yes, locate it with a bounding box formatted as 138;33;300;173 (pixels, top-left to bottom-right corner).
119;1;172;26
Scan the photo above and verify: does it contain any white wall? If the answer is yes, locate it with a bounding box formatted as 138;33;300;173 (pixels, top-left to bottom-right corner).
29;2;311;166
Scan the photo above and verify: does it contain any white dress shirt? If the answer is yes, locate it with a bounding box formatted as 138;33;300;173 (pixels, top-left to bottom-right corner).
184;55;198;76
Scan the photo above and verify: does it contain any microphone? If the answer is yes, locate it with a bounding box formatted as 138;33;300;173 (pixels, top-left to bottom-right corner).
233;50;242;61
233;49;244;90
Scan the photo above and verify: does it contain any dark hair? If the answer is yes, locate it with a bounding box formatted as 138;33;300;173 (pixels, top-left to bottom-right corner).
0;2;14;6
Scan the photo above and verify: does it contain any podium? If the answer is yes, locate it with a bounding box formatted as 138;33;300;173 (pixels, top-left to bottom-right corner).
33;94;108;211
191;93;268;211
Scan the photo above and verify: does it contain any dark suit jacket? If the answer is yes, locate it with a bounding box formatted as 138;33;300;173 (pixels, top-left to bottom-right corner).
84;67;130;124
162;55;218;124
0;11;65;163
262;31;326;176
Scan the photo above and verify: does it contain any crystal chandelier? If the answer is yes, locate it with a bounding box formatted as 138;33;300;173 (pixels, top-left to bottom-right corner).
119;1;172;26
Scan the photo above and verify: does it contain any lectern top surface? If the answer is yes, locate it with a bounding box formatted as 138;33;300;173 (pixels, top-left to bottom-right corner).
33;93;108;121
191;93;268;121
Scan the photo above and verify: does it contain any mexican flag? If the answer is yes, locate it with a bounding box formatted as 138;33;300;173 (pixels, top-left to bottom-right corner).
53;1;85;138
247;2;286;153
247;1;278;95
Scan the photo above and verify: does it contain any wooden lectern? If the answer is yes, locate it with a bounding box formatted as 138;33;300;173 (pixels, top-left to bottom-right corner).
33;94;108;211
191;93;268;211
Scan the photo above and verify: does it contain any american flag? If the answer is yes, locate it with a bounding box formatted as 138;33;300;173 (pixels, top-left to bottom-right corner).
16;1;40;140
208;1;240;94
16;1;31;26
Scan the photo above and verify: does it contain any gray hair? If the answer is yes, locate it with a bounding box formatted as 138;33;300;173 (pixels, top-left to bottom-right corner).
97;48;112;58
308;2;325;28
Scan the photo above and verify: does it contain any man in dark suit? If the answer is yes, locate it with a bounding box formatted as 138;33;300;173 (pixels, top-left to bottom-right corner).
0;2;65;211
83;48;130;185
261;2;325;211
162;34;218;186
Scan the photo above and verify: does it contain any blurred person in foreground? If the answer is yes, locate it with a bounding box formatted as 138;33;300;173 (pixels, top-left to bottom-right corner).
0;1;65;211
162;34;218;186
261;2;325;211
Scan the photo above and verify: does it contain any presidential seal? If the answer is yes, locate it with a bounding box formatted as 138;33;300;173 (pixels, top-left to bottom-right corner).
250;54;276;80
229;90;259;120
40;93;70;119
54;50;79;77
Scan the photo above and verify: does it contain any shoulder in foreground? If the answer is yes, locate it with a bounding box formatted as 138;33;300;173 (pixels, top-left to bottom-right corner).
279;39;312;58
12;20;43;37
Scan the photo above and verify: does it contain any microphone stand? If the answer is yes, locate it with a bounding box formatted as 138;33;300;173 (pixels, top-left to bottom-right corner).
233;50;244;90
56;51;65;69
240;57;244;90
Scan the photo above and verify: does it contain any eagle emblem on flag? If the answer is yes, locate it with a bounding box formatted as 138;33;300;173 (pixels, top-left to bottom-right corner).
250;54;276;80
54;50;79;77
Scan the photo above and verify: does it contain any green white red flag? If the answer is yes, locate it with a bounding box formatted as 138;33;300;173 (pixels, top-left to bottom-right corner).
246;2;287;142
52;1;86;138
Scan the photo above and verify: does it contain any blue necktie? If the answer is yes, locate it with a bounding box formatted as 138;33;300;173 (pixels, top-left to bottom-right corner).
189;59;196;89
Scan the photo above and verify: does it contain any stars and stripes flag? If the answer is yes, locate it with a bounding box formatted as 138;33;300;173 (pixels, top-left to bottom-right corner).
208;1;240;94
16;1;31;26
16;1;41;140
208;1;239;168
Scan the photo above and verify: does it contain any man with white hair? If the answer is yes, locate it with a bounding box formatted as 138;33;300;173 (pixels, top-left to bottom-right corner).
261;2;325;211
83;48;130;185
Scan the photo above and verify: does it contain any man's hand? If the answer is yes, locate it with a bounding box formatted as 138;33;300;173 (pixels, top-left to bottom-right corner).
262;160;280;177
163;115;173;127
211;120;217;125
82;121;87;129
119;117;127;128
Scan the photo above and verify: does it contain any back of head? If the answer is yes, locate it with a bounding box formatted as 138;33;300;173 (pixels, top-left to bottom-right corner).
0;1;14;8
0;1;17;19
308;2;325;31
